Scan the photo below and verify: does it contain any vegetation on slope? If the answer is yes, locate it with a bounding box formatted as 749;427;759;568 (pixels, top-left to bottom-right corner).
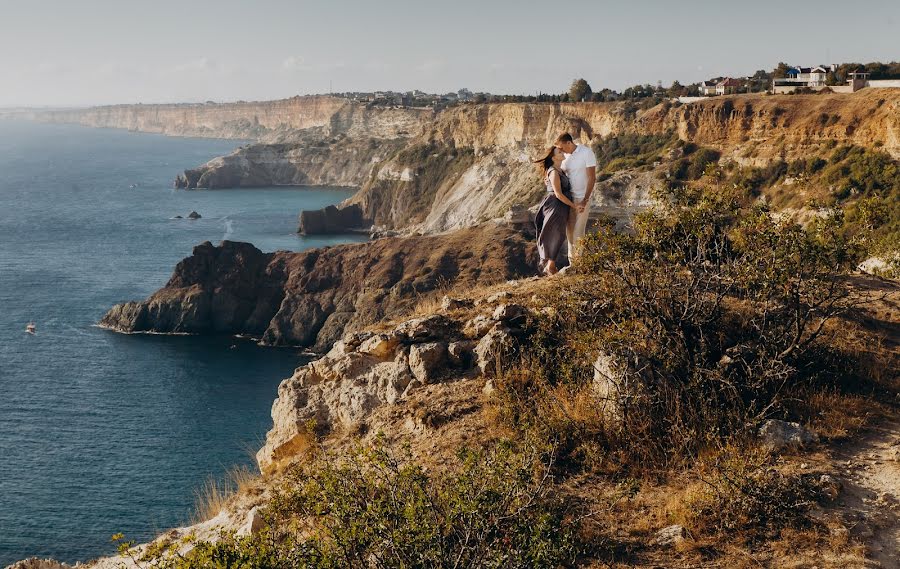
118;185;896;567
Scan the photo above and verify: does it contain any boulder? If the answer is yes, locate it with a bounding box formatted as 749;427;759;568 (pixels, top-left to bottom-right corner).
236;506;266;536
298;203;367;235
655;525;687;546
464;315;496;337
474;326;517;375
441;296;474;311
187;210;202;219
409;342;448;383
395;314;453;342
487;291;512;304
492;303;528;325
758;420;818;452
358;333;400;359
448;340;476;368
591;352;634;426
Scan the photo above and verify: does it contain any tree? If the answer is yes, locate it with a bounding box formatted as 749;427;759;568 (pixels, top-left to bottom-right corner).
772;62;792;79
569;78;592;102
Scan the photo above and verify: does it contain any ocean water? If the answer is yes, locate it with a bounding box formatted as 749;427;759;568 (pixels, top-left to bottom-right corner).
0;120;366;566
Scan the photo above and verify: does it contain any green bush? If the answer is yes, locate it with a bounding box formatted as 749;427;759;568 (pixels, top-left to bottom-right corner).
667;147;721;184
591;131;677;174
497;187;868;470
136;443;583;569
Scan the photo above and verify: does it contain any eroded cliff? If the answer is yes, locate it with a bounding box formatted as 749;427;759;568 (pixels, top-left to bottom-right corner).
36;90;900;235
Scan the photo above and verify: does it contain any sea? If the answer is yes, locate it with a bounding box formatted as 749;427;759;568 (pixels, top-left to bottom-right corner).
0;119;367;566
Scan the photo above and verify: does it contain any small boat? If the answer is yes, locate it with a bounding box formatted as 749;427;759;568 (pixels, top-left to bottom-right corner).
26;322;36;335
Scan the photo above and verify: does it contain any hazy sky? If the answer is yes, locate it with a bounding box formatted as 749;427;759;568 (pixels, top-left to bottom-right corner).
2;0;898;107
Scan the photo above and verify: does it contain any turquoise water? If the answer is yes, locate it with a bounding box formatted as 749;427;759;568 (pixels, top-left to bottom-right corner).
0;120;366;565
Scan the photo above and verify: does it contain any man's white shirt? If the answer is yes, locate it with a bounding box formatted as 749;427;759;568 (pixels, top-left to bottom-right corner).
561;144;598;201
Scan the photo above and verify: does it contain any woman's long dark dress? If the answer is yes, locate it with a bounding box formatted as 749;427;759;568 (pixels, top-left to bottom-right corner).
534;167;572;269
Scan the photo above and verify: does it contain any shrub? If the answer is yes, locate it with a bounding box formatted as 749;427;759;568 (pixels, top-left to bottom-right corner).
591;131;677;174
137;443;583;569
496;187;870;471
677;445;819;539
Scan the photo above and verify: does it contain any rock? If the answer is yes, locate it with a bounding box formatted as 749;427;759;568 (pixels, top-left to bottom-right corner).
298;204;368;235
395;314;452;342
818;475;843;501
857;255;897;277
464;315;496;337
358;333;400;359
441;296;473;311
409;342;448;383
236;506;266;536
474;326;517;375
187;210;202;219
758;420;818;452
591;352;635;426
448;340;475;368
482;379;496;396
4;559;73;569
257;349;415;473
655;525;687;546
487;291;512;303
173;215;183;219
370;227;402;240
492;303;528;325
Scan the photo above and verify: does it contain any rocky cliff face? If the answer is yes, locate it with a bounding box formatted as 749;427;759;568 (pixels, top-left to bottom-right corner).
37;91;900;234
163;90;900;233
100;225;537;351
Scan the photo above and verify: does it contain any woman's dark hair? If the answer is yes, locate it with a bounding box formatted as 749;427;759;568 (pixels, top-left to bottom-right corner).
533;146;558;174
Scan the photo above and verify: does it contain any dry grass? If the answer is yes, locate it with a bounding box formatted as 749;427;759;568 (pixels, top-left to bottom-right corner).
191;465;260;523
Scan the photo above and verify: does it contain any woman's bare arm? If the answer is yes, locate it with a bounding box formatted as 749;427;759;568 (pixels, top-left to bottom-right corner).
549;170;577;208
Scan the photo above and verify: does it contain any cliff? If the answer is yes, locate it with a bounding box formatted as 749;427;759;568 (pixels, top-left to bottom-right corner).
161;90;900;233
32;96;432;142
34;91;900;234
99;224;537;351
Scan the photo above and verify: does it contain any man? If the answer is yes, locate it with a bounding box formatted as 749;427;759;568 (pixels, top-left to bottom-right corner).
555;132;597;263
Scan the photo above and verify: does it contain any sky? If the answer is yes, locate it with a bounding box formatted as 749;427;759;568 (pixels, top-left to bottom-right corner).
1;0;898;107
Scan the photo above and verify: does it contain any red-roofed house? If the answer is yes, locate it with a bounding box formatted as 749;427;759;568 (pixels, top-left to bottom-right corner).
715;77;744;95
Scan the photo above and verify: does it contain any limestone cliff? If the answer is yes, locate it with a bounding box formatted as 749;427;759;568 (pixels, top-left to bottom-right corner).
36;90;900;234
99;225;537;351
32;96;431;142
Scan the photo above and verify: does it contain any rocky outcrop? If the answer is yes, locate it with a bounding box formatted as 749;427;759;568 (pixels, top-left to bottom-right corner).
173;137;409;190
298;203;368;235
100;225;538;351
257;299;531;473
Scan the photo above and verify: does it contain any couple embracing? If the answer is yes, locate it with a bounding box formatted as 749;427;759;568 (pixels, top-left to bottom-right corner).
534;132;597;275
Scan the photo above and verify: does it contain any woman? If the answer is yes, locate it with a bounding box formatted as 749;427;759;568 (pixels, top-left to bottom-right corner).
534;146;577;275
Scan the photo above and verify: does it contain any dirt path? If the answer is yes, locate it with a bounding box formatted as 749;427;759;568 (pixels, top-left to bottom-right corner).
832;418;900;567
